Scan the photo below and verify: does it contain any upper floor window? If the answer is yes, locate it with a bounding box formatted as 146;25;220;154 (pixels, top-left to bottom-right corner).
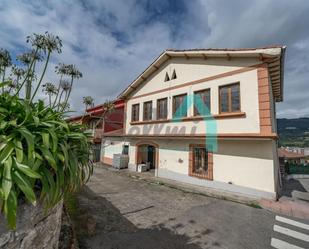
143;101;153;121
173;93;187;118
194;89;211;116
219;83;240;113
131;104;139;122
157;98;168;120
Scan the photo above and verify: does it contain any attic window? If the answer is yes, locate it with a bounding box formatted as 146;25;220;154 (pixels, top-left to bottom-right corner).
171;70;177;80
164;72;170;82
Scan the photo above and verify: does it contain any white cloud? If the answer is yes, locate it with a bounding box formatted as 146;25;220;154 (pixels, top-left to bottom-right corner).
0;0;308;118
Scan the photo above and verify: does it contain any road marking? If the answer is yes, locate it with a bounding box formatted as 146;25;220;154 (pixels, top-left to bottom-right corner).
276;216;309;231
274;225;309;242
271;238;304;249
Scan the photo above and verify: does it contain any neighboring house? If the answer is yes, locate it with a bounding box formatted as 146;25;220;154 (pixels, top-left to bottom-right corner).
68;99;125;161
102;46;286;200
278;148;306;165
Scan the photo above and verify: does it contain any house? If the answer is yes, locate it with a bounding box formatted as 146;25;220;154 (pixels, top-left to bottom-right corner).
68;99;125;161
102;46;286;200
278;148;306;165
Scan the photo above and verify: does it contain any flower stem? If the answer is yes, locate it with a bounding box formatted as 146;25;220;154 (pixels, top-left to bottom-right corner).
31;51;51;102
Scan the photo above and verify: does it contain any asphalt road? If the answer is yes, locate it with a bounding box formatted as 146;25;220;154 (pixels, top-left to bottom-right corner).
71;166;309;249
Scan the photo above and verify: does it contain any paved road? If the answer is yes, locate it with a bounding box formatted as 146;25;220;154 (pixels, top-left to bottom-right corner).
72;166;309;249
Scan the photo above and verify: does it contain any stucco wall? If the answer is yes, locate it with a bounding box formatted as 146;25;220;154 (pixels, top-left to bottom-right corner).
127;138;276;198
125;57;262;135
101;137;126;162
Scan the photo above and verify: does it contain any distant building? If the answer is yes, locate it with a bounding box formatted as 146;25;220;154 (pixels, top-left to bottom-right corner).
278;148;305;165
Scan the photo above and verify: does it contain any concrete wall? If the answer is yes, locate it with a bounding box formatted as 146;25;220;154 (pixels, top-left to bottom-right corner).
125;57;262;136
127;138;277;199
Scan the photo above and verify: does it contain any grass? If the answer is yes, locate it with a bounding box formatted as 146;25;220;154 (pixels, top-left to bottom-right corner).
246;203;262;209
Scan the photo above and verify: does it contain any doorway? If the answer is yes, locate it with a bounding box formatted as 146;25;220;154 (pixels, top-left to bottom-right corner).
136;143;158;171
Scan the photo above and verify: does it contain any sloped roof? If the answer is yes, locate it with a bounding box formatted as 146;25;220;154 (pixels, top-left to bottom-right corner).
118;46;286;102
278;148;305;159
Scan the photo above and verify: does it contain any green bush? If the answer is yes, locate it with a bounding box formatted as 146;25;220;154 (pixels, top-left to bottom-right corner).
0;32;93;229
0;93;92;229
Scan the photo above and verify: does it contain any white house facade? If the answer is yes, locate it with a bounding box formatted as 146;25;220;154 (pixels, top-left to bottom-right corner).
101;46;286;200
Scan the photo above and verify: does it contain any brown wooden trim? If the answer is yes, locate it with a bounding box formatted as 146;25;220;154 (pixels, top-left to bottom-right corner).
157;97;168;120
102;156;113;165
219;82;241;114
129;62;264;101
135;141;159;170
257;64;273;134
130;112;246;125
172;93;187;117
131;103;140;122
189;144;213;180
193;88;211;116
143;100;153;121
124;133;278;139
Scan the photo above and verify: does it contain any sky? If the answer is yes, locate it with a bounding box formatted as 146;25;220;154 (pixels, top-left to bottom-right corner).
0;0;308;118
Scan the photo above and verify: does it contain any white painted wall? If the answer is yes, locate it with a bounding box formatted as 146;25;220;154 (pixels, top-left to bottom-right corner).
125;57;262;135
126;138;277;198
101;137;125;160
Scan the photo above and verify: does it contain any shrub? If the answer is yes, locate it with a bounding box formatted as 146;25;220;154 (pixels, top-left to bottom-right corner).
0;32;93;229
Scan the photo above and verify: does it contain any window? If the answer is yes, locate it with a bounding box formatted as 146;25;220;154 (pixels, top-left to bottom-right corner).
122;145;129;155
219;83;240;113
171;69;177;80
164;72;170;82
189;145;213;180
157;98;168;120
194;89;211;116
131;104;139;122
143;101;153;121
173;94;187;118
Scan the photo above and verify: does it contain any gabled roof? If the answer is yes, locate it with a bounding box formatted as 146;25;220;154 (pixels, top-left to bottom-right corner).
118;46;286;102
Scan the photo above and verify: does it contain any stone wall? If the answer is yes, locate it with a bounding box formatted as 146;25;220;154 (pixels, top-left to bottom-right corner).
0;200;63;249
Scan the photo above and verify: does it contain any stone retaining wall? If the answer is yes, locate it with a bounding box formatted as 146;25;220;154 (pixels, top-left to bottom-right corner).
0;200;63;249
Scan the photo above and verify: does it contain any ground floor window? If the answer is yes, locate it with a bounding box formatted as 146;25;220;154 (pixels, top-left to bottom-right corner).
189;144;213;180
122;145;129;155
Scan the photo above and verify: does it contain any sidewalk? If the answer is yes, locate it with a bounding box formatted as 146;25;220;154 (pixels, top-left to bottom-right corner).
261;177;309;220
260;197;309;220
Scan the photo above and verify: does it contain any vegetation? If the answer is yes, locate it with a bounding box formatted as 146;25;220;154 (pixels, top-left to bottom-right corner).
0;32;93;229
278;118;309;147
83;96;94;110
285;163;309;175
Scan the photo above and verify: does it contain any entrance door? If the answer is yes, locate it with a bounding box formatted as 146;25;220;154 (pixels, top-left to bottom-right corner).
147;145;156;169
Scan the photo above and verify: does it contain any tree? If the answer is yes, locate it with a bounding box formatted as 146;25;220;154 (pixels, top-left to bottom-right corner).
83;96;94;111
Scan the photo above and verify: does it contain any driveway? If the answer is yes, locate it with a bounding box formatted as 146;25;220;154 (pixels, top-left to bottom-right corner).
70;166;309;249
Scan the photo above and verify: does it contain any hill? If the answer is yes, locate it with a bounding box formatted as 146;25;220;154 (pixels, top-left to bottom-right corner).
277;118;309;147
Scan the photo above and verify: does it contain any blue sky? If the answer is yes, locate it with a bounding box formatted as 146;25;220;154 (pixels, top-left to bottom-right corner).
0;0;309;118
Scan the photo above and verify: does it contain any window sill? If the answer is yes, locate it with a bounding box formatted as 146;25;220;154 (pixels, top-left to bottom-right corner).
130;112;246;125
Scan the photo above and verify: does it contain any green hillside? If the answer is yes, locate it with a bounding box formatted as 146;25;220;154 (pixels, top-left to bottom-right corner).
277;118;309;147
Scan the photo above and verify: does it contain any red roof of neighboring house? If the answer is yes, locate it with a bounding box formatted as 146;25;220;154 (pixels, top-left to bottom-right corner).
278;148;305;159
102;128;124;137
